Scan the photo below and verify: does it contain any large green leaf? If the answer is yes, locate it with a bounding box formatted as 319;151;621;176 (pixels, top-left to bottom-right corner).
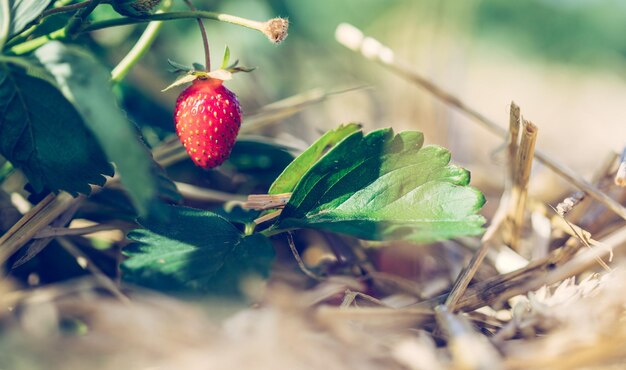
8;0;53;38
122;205;275;295
0;59;113;195
269;123;361;194
273;128;486;243
35;42;169;216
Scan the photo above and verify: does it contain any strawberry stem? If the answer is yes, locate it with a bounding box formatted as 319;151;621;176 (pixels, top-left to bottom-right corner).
40;0;94;18
182;0;211;71
8;11;288;56
111;0;173;83
64;0;102;36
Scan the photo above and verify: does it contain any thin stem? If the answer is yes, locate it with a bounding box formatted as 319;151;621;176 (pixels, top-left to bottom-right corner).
64;0;102;36
56;236;130;304
111;1;173;83
8;27;67;55
287;232;323;281
81;11;265;34
10;11;273;56
183;0;210;71
41;0;93;18
0;0;11;50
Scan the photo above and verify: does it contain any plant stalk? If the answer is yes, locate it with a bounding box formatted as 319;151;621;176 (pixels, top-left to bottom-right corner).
10;11;278;56
82;11;267;34
41;0;93;18
183;0;210;71
111;0;173;83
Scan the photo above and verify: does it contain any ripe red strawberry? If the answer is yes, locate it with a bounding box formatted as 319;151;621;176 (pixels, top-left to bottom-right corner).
174;78;242;169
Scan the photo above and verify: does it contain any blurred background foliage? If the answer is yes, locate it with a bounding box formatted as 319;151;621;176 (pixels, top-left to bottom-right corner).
87;0;626;192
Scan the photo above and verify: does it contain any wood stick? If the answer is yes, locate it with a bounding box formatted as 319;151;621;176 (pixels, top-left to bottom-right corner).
507;120;538;251
0;193;75;266
33;223;125;239
335;23;626;221
508;102;521;182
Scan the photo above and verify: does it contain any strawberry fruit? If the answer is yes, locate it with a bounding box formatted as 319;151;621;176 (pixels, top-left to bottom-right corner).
174;78;242;169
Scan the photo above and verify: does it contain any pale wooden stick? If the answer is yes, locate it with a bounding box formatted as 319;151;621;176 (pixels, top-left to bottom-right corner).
0;193;75;265
335;23;626;221
244;193;291;210
33;224;125;239
508;102;521;182
507;120;538;251
253;209;282;225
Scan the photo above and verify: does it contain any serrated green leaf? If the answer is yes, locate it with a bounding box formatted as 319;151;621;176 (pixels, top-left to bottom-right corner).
122;205;275;295
273;128;485;243
269;123;361;194
7;0;53;38
0;59;113;195
34;42;168;216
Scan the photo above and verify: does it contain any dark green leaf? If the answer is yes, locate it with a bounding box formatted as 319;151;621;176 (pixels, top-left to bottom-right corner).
269;123;361;194
0;59;112;195
227;136;295;185
122;205;275;295
34;42;169;216
273;128;486;243
8;0;53;38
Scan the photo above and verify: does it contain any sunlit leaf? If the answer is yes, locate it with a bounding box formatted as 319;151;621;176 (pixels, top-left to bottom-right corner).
272;128;485;243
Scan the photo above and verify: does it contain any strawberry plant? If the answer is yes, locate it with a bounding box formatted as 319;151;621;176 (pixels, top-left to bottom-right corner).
0;0;484;297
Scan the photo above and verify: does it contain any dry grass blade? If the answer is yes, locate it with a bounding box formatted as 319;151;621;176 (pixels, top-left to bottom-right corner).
508;102;521;182
506;120;538;251
0;193;75;266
